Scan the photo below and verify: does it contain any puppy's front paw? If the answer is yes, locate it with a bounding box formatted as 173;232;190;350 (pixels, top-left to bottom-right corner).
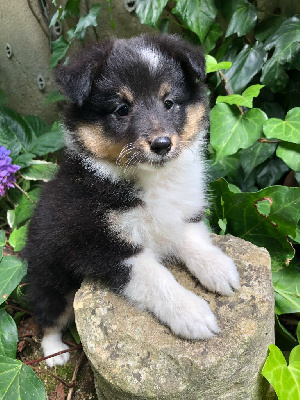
166;289;220;340
198;252;240;296
41;332;70;367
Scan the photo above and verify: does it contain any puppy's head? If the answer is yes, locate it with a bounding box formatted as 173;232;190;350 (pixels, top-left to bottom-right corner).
55;34;208;169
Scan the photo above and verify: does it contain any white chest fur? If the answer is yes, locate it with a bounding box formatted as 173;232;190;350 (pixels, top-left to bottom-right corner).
107;143;208;256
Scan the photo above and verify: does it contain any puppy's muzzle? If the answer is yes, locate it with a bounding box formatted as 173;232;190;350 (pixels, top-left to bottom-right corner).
150;136;172;156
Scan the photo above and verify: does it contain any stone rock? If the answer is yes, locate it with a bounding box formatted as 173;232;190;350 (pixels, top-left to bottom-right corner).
74;235;275;400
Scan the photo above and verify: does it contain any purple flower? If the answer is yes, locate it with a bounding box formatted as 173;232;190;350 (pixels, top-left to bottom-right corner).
0;146;20;196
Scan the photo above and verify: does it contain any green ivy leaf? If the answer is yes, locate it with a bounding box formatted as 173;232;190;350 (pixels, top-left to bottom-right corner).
262;344;300;400
0;310;18;358
263;108;300;144
256;158;289;188
73;3;101;37
50;36;70;70
135;0;168;27
0;230;5;260
28;127;64;156
216;84;264;108
273;266;300;315
0;256;27;306
217;0;237;21
225;0;257;37
261;16;300;92
43;91;66;105
240;140;277;179
276;142;300;172
0;355;46;399
49;8;63;27
8;224;29;252
255;15;285;42
210;103;267;161
11;188;40;229
21;161;58;182
173;0;218;43
207;153;241;181
64;0;80;17
222;42;268;94
13;153;35;169
0;106;34;157
211;179;300;266
203;23;223;53
22;116;49;139
205;55;232;73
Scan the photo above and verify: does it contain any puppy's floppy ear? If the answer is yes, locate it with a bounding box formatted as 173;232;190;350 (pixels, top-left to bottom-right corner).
147;34;206;81
54;41;113;106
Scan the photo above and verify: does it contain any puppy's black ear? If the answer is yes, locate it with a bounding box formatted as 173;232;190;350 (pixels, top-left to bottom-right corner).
54;41;113;106
148;34;206;81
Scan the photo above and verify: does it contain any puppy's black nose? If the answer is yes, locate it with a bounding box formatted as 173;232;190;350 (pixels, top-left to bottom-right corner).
150;136;172;156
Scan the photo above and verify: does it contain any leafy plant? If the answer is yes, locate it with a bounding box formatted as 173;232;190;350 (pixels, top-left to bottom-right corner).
0;99;63;398
50;1;101;69
262;324;300;400
134;0;300;398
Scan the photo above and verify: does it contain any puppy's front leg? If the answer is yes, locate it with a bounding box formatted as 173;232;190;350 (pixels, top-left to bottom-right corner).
122;248;220;340
177;222;240;296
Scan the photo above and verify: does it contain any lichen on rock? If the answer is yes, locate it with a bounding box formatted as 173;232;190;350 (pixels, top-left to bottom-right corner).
74;235;275;400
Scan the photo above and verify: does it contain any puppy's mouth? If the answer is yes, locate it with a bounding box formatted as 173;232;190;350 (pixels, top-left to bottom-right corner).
116;135;181;169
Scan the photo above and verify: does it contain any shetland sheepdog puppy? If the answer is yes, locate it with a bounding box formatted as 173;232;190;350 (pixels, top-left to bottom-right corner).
24;34;240;367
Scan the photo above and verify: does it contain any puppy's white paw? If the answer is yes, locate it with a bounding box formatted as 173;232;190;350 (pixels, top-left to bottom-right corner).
41;332;70;367
165;289;220;340
197;252;240;296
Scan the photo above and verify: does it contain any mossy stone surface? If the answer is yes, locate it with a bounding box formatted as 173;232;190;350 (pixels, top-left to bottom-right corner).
74;235;275;400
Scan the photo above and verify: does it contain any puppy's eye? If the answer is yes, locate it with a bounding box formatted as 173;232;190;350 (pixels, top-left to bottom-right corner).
116;105;129;116
164;100;174;110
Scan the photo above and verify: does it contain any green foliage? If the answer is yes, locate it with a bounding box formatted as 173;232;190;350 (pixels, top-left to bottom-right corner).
225;0;257;38
205;55;232;73
0;104;62;397
210;104;267;161
0;256;27;306
0;356;46;400
0;309;18;358
211;179;300;268
172;0;218;42
261;16;300;92
135;0;168;28
262;344;300;400
216;84;265;108
134;0;300;396
50;1;101;69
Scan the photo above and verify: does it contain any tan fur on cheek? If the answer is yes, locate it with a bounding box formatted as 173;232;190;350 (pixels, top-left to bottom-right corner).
77;125;125;162
181;103;207;142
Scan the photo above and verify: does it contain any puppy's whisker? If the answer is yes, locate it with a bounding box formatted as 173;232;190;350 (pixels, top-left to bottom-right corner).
116;143;137;167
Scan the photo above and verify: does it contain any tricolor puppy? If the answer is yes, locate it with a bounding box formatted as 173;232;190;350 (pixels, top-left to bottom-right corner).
24;34;240;367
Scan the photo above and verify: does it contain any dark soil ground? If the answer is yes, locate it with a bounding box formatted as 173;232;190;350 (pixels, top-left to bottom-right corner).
17;315;98;400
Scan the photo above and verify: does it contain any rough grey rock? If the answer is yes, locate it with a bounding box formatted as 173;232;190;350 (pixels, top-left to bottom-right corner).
74;235;275;400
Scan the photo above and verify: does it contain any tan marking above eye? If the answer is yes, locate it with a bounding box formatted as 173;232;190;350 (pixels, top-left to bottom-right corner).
117;86;134;104
181;103;207;142
158;82;171;99
77;125;126;162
